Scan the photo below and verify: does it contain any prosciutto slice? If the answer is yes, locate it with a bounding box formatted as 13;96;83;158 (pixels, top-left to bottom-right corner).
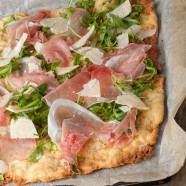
90;66;124;99
8;56;59;91
43;70;91;106
0;108;10;127
66;8;90;45
92;108;137;147
0;134;36;164
105;44;151;79
40;36;73;66
48;99;103;166
7;10;50;47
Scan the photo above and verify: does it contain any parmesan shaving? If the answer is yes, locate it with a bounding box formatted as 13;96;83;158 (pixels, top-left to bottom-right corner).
76;79;101;97
119;105;131;112
117;32;129;49
0;93;13;107
6;105;38;113
34;42;43;53
108;0;131;19
116;92;149;110
2;33;28;59
10;117;38;139
55;65;79;75
71;25;95;49
0;58;11;67
40;17;68;34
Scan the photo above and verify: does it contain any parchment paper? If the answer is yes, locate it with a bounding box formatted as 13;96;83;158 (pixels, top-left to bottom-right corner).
0;0;186;185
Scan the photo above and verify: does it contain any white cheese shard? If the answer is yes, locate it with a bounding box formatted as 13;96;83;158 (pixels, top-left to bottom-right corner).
125;25;156;40
0;84;9;96
86;97;114;108
71;25;95;49
84;48;104;65
34;42;43;53
27;62;40;73
56;65;79;75
10;117;38;139
116;91;149;110
0;93;13;107
77;79;101;97
137;29;156;40
108;0;131;19
119;105;131;112
0;58;11;67
2;33;28;59
117;25;156;48
75;47;104;65
117;32;129;49
75;47;94;55
40;17;68;34
0;126;9;136
6;105;38;113
0;160;8;174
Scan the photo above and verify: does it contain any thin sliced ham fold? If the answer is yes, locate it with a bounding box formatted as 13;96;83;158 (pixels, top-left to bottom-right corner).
0;108;10;127
92;108;137;147
48;99;103;166
105;43;151;79
0;134;36;164
6;10;50;47
40;36;73;66
44;64;123;106
43;70;91;106
48;99;137;166
8;56;59;91
66;8;91;45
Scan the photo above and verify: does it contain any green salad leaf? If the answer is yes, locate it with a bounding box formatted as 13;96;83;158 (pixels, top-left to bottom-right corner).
3;15;17;31
0;58;19;78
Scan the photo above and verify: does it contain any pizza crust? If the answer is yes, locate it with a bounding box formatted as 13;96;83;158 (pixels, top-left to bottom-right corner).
0;0;164;185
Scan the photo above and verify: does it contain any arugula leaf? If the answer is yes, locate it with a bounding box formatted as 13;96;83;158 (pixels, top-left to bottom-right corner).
0;173;4;181
80;3;144;51
66;0;74;20
29;140;45;162
19;45;35;59
107;0;126;12
89;102;126;121
69;163;82;174
75;0;95;11
3;15;16;31
41;26;54;38
112;58;157;98
0;58;19;78
85;58;92;65
36;54;60;73
73;53;82;65
59;12;67;19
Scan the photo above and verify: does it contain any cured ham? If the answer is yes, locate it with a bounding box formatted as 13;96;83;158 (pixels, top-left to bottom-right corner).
105;44;151;79
6;10;50;47
43;70;91;106
0;134;36;164
8;56;59;91
90;66;124;99
66;8;90;45
0;108;10;127
40;36;73;66
48;99;103;166
92;108;137;147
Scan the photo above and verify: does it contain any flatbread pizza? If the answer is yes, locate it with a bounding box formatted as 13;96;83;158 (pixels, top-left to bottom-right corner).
0;0;164;185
